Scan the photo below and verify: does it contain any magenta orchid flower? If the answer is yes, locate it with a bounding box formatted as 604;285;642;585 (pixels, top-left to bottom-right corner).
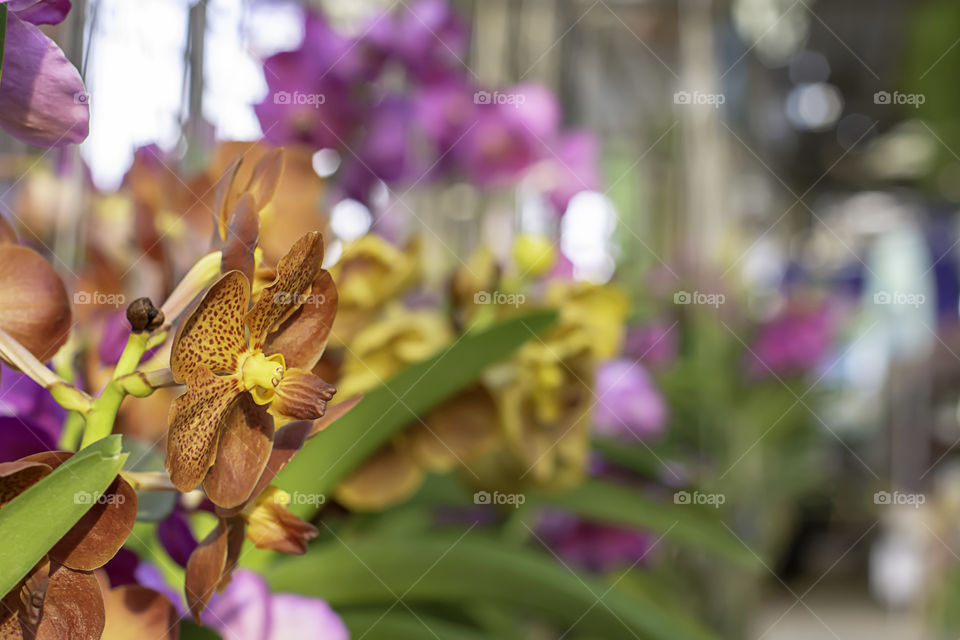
0;0;90;146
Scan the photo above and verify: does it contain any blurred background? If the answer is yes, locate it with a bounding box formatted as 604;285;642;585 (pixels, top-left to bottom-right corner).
6;0;960;638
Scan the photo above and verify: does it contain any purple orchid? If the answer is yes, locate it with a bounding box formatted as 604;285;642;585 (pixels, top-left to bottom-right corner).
594;358;668;442
0;363;65;461
393;0;469;82
137;565;349;640
747;301;835;378
538;510;655;572
625;321;677;369
0;0;90;146
253;13;360;150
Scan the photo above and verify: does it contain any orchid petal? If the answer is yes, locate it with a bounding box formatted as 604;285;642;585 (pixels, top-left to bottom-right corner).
33;563;104;640
245;232;323;349
0;244;71;362
185;520;228;623
264;270;338;370
270;368;335;421
100;584;179;640
49;475;136;571
0;13;88;146
7;0;71;26
170;271;249;383
334;445;424;512
165;369;242;493
202;393;274;509
220;193;260;285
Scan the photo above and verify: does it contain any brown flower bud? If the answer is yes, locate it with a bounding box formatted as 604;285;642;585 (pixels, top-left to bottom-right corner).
126;297;164;332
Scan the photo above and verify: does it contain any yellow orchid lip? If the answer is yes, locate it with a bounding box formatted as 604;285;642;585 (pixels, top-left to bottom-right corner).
239;351;286;404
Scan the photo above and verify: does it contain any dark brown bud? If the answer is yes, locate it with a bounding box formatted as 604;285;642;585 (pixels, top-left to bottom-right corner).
126;297;164;332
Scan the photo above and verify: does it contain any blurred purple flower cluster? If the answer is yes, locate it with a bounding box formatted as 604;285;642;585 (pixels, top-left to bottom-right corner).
747;301;836;378
254;0;598;211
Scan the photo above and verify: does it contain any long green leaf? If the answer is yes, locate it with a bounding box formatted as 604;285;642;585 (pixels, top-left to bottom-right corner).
275;310;557;518
339;609;488;640
533;478;761;570
0;435;128;594
265;533;717;640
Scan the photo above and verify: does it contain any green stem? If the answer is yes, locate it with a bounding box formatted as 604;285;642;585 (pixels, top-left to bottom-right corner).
58;411;85;450
80;332;149;448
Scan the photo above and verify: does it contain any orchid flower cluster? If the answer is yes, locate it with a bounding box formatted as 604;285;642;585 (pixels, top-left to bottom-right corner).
0;148;351;639
254;0;599;213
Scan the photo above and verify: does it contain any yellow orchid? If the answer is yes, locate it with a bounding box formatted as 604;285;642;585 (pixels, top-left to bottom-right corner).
334;309;496;511
327;234;420;345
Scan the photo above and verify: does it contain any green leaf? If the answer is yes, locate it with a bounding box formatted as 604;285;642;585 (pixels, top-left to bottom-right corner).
0;4;7;85
339;609;489;640
275;310;557;519
265;533;717;640
532;478;761;571
0;435;128;595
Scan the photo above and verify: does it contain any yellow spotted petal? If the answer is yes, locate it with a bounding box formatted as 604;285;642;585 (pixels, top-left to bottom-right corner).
165;369;243;493
170;271;250;384
245;232;323;349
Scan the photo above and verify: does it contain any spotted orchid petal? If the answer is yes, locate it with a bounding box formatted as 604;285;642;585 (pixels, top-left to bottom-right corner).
170;271;250;384
245;232;323;349
270;368;335;422
264;269;338;370
0;244;71;362
165;369;243;493
202;394;275;509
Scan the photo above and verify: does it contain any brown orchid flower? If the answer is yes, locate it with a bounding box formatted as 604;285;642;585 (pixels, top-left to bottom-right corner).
182;419;320;622
166;231;338;508
0;221;72;364
0;452;137;640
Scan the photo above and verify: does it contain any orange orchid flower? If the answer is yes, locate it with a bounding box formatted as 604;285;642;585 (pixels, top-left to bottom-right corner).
165;232;338;508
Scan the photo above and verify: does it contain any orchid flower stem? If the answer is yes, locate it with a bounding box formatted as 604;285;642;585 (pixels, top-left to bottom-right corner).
58;411;85;450
80;332;149;448
0;326;94;414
